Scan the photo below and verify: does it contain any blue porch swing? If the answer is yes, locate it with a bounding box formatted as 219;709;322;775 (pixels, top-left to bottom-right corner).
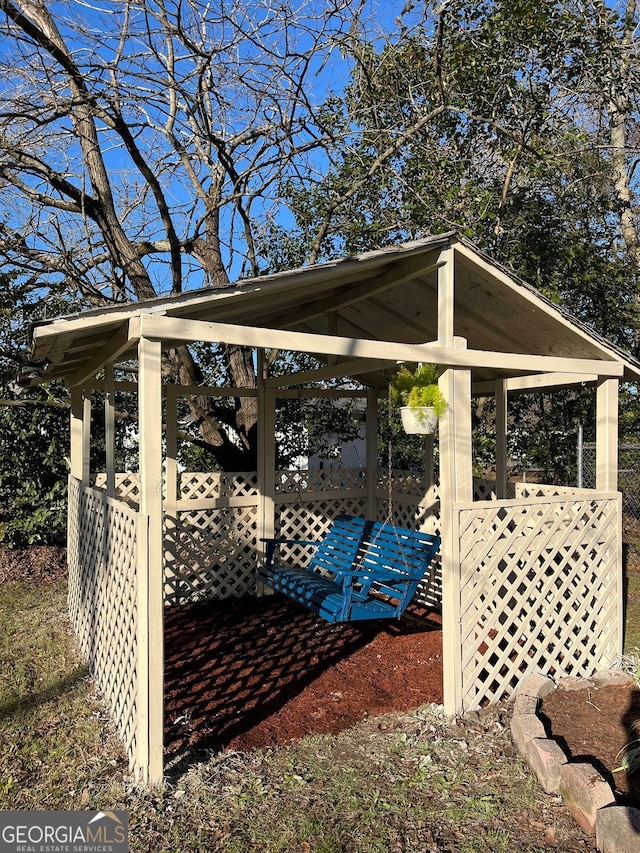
256;514;440;624
256;391;441;624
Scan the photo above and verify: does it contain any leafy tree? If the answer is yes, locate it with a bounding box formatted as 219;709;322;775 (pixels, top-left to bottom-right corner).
284;0;640;346
0;275;73;544
3;0;640;509
279;0;640;475
0;0;370;470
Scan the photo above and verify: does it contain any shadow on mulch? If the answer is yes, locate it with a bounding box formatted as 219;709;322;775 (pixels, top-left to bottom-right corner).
164;594;443;760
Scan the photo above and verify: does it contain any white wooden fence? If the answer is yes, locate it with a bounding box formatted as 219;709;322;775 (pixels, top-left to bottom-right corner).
67;476;142;774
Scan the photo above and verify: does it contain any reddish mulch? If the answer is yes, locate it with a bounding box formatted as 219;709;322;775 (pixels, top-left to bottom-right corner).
0;545;67;584
164;594;443;757
541;683;640;810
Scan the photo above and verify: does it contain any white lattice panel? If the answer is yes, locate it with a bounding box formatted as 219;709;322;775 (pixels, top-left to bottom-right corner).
165;467;439;604
165;505;258;604
516;483;588;499
377;469;429;497
277;468;365;493
456;495;621;710
180;471;258;500
67;478;140;773
473;478;497;501
93;472;141;506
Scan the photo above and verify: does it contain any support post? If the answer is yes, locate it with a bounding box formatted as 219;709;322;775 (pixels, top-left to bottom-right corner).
257;350;276;576
83;392;92;484
596;377;619;492
437;246;455;347
137;336;164;783
577;423;583;489
595;378;622;660
422;433;436;534
164;384;179;579
104;363;116;497
70;385;86;483
439;336;473;715
495;379;508;499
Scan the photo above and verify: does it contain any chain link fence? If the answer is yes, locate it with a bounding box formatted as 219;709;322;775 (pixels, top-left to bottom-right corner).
581;443;640;520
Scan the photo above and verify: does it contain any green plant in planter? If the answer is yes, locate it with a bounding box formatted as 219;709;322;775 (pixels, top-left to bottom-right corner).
615;719;640;777
390;364;448;420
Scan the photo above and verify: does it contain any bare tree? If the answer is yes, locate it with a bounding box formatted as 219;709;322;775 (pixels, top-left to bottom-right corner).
0;0;366;468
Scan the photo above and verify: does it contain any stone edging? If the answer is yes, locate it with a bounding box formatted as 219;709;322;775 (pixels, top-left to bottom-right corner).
511;670;640;852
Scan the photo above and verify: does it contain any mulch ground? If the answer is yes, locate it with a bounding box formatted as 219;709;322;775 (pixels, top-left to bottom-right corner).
164;595;443;757
541;683;640;810
0;545;68;584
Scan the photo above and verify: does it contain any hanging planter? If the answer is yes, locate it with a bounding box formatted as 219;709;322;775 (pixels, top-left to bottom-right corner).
399;405;439;435
390;364;448;435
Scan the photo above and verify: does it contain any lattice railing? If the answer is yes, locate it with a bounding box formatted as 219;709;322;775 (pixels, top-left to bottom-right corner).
93;472;141;507
454;492;621;710
91;468;531;621
67;476;140;773
165;472;259;604
515;483;590;499
164;505;258;604
167;467;443;607
276;468;365;493
164;466;445;606
180;471;258;501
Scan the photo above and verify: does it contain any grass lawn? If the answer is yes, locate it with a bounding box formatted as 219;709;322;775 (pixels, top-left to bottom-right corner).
625;542;640;654
5;545;635;852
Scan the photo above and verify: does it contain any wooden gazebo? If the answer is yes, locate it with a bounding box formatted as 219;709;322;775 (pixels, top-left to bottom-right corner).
22;232;640;782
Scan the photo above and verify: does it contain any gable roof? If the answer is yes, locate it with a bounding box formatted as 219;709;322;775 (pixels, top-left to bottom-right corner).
21;232;640;389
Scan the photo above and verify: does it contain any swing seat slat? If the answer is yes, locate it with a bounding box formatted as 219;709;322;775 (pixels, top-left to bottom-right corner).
256;515;440;624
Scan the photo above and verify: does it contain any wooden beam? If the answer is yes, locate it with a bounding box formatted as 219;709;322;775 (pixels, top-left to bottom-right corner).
82;392;91;484
266;358;395;388
495;379;508;499
68;322;134;387
422;433;437;535
440;338;472;715
257;350;276;570
69;385;85;482
104;363;115;497
137;314;624;378
438;246;455;346
276;388;371;399
474;372;599;394
165;384;178;518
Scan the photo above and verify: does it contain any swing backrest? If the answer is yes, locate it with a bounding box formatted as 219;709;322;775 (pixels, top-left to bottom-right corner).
258;514;440;622
309;515;439;597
